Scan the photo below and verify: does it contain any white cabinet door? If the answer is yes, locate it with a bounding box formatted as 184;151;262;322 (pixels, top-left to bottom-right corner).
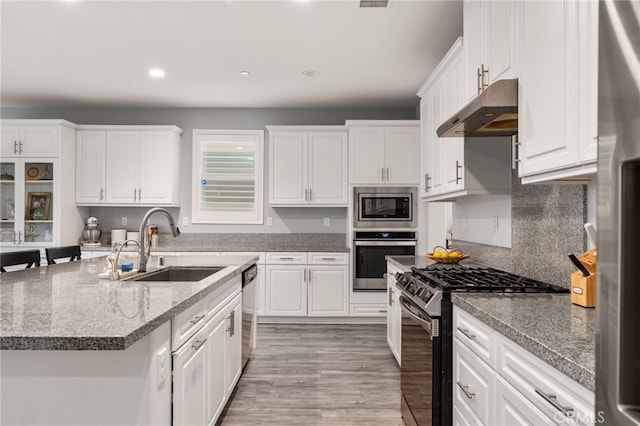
308;131;347;205
265;265;307;316
256;264;266;315
205;310;227;425
307;266;349;317
463;0;484;102
1;126;20;157
484;0;518;85
494;375;553;426
1;125;58;158
386;271;401;365
269;131;307;205
384;127;420;184
19;126;58;157
105;131;139;203
173;332;208;426
226;295;243;395
423;88;444;196
348;127;385;184
138;131;178;205
518;1;579;177
76;130;106;204
442;49;465;194
578;0;598;164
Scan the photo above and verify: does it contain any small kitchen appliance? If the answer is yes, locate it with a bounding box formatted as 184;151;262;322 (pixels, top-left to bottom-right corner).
81;217;102;247
396;264;569;425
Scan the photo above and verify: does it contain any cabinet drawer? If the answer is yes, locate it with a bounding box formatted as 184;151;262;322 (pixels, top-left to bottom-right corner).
494;375;553;426
454;337;494;425
307;252;348;265
496;335;594;425
454;307;495;366
172;299;208;351
350;303;387;317
220;251;266;264
266;252;307;264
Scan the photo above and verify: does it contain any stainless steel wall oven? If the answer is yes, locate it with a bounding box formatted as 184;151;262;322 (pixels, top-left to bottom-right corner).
353;231;416;291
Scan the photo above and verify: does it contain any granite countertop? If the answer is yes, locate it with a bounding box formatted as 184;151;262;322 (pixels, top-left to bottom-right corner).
453;293;595;391
386;255;596;392
82;232;350;253
0;254;257;351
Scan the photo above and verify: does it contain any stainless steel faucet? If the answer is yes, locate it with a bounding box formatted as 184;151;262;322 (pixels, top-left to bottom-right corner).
137;207;180;272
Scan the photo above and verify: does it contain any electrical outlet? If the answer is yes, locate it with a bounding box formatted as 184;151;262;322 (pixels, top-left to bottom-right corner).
157;348;168;386
182;216;188;226
121;217;127;226
323;218;330;227
266;217;273;226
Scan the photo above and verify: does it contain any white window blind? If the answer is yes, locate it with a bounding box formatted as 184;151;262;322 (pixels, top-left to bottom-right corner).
192;130;264;223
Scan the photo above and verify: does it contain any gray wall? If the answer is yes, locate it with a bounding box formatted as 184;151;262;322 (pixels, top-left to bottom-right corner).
453;174;587;288
2;106;417;233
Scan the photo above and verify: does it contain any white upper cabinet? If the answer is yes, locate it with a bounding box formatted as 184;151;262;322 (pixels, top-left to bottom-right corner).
268;126;347;206
418;39;511;202
347;121;420;185
463;0;519;103
76;125;182;206
1;124;59;158
517;0;597;183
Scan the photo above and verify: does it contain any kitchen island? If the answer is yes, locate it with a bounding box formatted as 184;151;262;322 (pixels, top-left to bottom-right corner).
0;254;257;425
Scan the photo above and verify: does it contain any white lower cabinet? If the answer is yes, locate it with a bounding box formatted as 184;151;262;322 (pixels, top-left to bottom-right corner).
263;252;349;318
386;263;402;365
453;306;595;426
172;278;242;426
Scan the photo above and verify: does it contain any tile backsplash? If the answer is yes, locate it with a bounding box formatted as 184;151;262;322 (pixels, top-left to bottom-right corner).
454;176;587;288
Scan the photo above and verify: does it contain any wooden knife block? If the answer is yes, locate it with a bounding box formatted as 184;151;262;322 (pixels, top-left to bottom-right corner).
570;249;596;308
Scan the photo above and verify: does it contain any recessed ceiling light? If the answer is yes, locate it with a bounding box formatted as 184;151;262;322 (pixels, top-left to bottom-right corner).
239;71;250;76
302;70;320;78
149;68;165;78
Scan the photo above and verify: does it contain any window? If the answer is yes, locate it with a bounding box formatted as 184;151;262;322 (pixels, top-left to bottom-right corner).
192;130;264;223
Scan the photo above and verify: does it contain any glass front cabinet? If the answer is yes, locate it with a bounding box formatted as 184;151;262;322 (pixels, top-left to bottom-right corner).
0;120;83;250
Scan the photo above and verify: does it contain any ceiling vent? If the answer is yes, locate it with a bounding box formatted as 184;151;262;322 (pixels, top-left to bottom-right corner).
359;0;388;8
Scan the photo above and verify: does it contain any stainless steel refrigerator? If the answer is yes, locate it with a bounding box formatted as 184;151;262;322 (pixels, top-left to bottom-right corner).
597;0;640;424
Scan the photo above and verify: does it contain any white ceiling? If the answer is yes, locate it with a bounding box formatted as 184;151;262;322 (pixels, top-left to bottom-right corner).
1;0;462;109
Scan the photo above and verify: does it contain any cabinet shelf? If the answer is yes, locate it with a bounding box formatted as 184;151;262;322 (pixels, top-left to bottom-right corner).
25;220;53;223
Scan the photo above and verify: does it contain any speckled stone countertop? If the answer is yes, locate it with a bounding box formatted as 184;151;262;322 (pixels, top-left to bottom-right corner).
453;294;595;391
82;232;349;253
386;255;596;391
0;254;257;351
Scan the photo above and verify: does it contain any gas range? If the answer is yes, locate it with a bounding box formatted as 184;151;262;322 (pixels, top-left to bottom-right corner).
396;264;569;317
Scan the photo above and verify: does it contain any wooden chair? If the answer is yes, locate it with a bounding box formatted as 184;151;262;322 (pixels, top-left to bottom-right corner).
45;245;82;265
0;249;42;272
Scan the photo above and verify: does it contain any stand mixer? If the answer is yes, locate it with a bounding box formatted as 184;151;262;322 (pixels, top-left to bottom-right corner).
81;217;102;247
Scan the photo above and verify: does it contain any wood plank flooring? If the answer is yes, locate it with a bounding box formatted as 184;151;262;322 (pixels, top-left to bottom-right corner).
218;324;403;425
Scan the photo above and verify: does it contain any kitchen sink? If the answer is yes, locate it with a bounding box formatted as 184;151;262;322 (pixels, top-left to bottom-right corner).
126;266;225;282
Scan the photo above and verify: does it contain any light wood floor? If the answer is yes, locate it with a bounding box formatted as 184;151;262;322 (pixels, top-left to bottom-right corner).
218;323;403;425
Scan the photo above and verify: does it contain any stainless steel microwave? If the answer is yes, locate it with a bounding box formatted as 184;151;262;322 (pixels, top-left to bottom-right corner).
353;186;418;229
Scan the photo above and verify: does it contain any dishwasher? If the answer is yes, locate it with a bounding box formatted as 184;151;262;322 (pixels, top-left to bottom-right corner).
241;264;258;369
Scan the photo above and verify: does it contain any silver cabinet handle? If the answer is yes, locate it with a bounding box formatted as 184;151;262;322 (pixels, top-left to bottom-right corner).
321;257;336;261
189;314;205;325
455;161;462;184
303;268;307;283
535;389;574;416
381;167;385;182
308;268;311;283
388;288;393;306
138;188;142;201
386;168;390;182
13;230;18;245
457;382;475;400
18;141;23;154
304;188;308;202
278;257;294;260
13;141;18;154
309;188;312;201
227;310;235;337
480;63;489;91
192;338;207;351
100;188;104;200
511;134;520;169
425;173;432;191
17;231;23;244
477;67;483;95
456;327;476;341
133;188;137;201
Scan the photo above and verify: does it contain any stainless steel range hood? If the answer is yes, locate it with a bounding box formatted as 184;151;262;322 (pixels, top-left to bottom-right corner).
437;79;518;138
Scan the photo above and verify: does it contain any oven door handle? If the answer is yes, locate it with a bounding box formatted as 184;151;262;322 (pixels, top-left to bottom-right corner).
354;241;417;247
399;295;436;336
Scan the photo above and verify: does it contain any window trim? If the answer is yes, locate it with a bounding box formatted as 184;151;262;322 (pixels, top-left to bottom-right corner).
192;129;264;224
